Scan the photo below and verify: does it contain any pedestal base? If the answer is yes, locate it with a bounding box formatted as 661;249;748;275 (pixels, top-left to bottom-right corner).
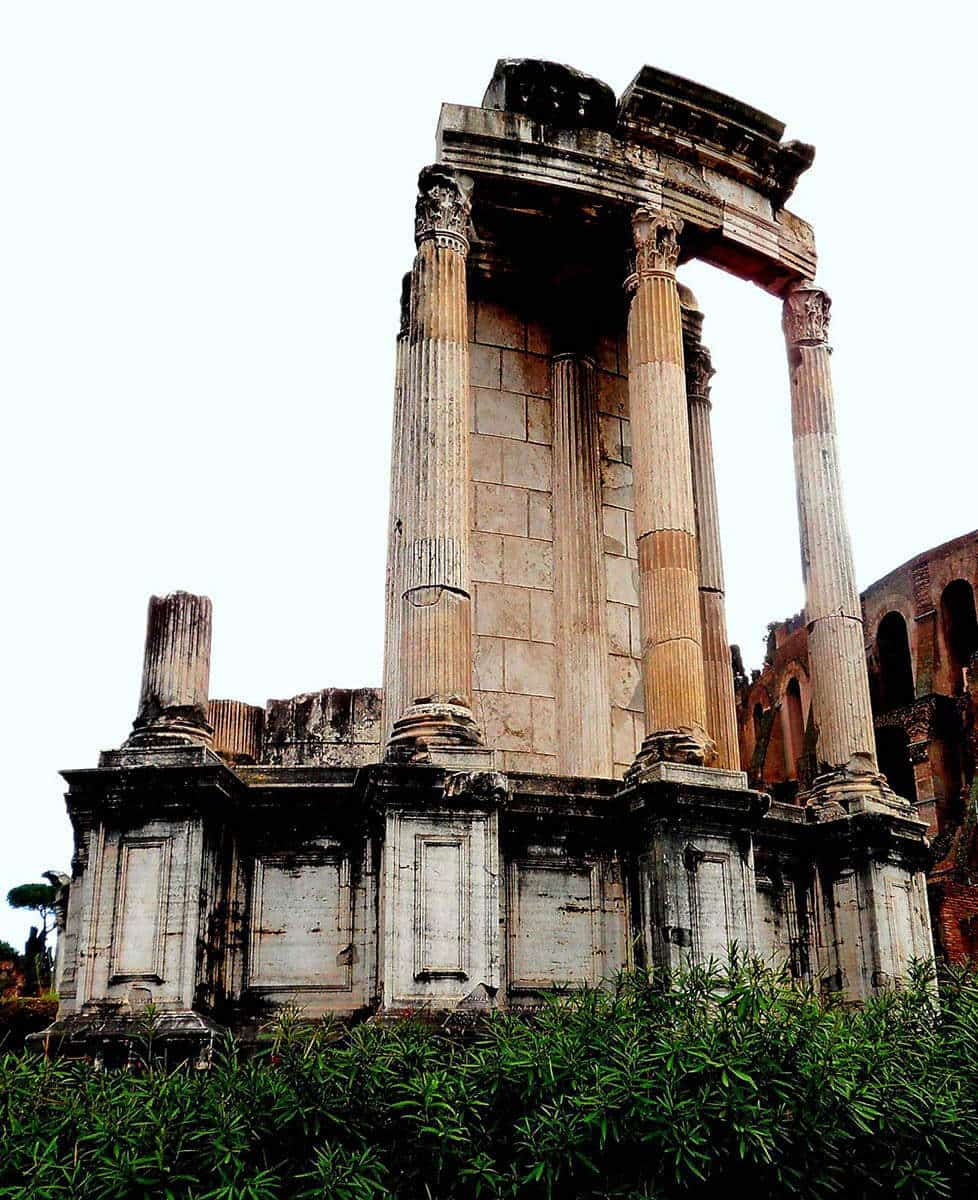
386;702;487;766
804;757;914;819
626;727;716;779
124;713;213;750
29;1008;225;1067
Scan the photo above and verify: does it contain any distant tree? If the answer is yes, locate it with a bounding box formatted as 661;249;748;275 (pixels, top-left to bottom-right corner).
6;884;57;936
6;882;57;996
0;939;21;997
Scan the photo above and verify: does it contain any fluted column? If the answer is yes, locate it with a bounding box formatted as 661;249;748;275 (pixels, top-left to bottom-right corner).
681;294;740;770
783;283;901;809
626;208;713;769
387;167;483;755
552;353;613;778
208;699;264;763
381;274;412;748
125;591;213;747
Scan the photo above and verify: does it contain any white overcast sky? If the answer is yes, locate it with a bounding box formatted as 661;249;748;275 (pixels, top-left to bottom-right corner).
2;2;974;946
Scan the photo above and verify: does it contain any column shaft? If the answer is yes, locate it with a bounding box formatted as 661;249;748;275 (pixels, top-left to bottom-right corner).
552;353;613;778
127;591;212;747
682;304;740;770
388;167;482;754
783;284;888;802
626;209;712;767
381;277;411;747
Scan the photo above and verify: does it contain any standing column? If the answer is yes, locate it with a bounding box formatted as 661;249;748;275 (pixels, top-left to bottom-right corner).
125;591;213;747
626;208;713;769
681;293;740;770
783;283;899;809
552;353;613;778
387;167;483;756
381;274;411;748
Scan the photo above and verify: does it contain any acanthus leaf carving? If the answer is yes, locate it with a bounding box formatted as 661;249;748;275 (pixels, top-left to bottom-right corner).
630;207;683;278
685;343;715;399
782;283;831;346
415;165;473;250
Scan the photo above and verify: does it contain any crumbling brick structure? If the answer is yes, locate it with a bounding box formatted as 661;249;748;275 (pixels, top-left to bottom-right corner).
41;60;937;1055
740;531;978;962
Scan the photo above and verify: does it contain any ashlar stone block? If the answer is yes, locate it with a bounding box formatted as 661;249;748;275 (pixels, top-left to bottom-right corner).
474;389;526;439
475;300;526;350
502;350;551;398
504;640;556;698
471;435;504;483
527;492;553;541
527;396;553;445
596;370;627;418
501;440;552;491
472;532;504;583
603;506;628;556
477;690;534;751
605;555;639;606
471;343;502;389
502;536;554;589
474;636;505;691
529;590;555;643
607;602;631;657
474;483;528;537
609;655;643;714
474;582;531;639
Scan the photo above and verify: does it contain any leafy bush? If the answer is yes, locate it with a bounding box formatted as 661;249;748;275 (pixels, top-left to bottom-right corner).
2;960;977;1198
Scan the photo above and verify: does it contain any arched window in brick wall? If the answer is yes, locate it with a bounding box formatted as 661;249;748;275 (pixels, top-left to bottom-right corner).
875;725;916;804
783;677;805;781
876;611;915;711
941;580;978;696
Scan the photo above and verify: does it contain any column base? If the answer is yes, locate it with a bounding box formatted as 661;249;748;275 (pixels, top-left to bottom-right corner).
626;726;717;780
124;714;213;749
386;702;489;767
803;755;915;819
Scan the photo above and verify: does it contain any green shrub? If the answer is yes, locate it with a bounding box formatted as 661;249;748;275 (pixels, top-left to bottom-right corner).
1;960;977;1198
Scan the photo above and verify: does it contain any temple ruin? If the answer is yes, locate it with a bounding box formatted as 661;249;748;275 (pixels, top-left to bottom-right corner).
42;60;947;1052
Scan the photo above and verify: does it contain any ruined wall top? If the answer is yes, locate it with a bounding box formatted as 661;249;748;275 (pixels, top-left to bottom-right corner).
438;59;817;294
483;60;813;208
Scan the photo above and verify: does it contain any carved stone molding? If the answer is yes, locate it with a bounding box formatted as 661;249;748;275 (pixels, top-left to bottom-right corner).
443;770;509;805
782;283;831;347
907;740;931;766
414;165;473;252
629;206;682;281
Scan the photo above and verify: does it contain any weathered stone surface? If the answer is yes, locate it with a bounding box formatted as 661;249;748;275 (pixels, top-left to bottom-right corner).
682;292;740;771
264;688;382;767
126;592;213;748
208;699;264;764
46;61;948;1052
626;210;713;770
482;58;617;132
388;166;484;758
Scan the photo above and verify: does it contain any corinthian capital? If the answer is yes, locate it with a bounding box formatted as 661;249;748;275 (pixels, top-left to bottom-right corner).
415;166;473;252
630;207;683;279
685;343;715;400
782;282;832;346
